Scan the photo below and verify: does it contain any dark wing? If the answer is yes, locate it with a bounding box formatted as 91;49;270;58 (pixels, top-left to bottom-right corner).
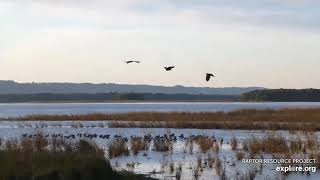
164;66;174;71
206;73;214;81
125;60;140;64
164;66;175;71
206;74;211;81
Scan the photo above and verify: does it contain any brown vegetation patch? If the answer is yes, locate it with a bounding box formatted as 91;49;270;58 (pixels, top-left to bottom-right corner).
130;138;149;155
108;138;130;158
10;108;320;130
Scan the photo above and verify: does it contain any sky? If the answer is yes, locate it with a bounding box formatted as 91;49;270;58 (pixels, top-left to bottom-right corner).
1;0;320;88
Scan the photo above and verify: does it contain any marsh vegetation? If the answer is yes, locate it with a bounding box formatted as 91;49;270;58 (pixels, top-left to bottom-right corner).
1;130;318;180
0;135;153;180
1;108;320;179
9;108;320;131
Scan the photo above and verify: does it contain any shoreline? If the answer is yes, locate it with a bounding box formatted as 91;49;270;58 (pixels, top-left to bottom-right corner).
1;100;320;104
0;100;242;104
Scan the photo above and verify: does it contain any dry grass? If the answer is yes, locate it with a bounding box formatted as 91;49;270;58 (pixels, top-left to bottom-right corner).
305;135;318;151
194;136;214;153
310;152;320;169
11;108;320;130
230;136;238;150
0;136;153;180
244;134;320;158
289;137;303;154
153;139;173;152
130;138;148;155
108;138;130;158
246;135;289;157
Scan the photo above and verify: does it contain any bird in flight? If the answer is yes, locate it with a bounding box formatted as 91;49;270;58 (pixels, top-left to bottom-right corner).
125;60;140;64
206;73;215;81
164;66;175;71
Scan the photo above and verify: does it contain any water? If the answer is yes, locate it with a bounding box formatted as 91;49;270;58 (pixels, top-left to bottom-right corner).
0;102;320;118
0;122;319;180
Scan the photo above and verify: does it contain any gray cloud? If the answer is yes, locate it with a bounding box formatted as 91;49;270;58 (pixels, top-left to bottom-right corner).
2;0;320;31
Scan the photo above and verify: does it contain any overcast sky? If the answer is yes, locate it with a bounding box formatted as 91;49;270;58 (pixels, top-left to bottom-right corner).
1;0;320;88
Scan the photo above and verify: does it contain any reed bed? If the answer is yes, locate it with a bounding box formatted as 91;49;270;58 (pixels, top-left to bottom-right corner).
108;138;130;158
130;138;149;155
153;139;173;152
194;136;214;153
245;135;289;157
0;135;153;180
9;108;320;130
241;134;320;160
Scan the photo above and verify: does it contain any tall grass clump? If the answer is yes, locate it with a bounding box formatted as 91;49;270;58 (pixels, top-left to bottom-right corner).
194;136;214;153
230;136;238;150
108;138;130;158
130;138;148;155
246;135;289;157
153;139;173;152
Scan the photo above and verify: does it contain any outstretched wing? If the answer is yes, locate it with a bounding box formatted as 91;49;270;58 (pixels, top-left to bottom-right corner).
164;66;174;71
206;73;214;81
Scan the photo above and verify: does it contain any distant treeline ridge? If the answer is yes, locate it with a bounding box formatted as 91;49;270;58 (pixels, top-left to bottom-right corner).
241;89;320;102
0;93;240;102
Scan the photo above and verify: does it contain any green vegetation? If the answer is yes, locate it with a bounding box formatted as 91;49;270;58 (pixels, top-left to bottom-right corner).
11;108;320;131
241;89;320;102
0;136;154;180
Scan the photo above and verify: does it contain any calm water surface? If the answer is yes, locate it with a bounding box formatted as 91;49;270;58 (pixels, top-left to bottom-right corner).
1;102;320;118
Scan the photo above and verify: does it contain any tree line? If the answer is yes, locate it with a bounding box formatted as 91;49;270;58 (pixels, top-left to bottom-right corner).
241;89;320;102
0;93;240;103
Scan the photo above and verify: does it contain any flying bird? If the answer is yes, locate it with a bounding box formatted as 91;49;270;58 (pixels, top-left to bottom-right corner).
125;60;140;64
206;73;215;81
164;66;175;71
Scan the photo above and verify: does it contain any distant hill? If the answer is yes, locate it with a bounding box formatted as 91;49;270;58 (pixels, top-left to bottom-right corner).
0;93;240;103
241;89;320;102
0;80;264;95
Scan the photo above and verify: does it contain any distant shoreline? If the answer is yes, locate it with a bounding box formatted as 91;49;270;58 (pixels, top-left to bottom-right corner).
1;100;320;104
0;100;242;103
0;93;240;103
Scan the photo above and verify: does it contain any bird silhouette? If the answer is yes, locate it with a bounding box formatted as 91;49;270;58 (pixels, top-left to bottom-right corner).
206;73;215;81
164;66;175;71
125;60;140;64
